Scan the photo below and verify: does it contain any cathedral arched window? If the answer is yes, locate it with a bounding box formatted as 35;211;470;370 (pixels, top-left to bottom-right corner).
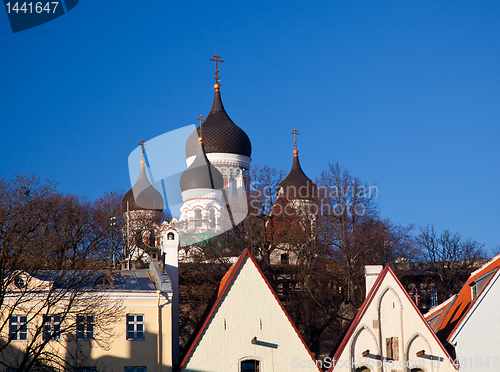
194;209;203;228
209;208;216;229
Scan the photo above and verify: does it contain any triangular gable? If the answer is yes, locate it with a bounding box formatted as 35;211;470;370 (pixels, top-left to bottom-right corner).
327;265;457;371
179;249;320;371
429;254;500;343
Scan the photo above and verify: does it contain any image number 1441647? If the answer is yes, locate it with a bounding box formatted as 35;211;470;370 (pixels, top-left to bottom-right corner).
3;0;79;33
5;2;59;13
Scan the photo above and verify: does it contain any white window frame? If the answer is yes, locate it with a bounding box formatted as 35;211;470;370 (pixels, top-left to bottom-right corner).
126;314;145;340
43;314;61;341
76;314;95;340
9;315;28;341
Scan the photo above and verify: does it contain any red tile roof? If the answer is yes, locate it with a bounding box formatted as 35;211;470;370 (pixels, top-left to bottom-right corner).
426;254;500;343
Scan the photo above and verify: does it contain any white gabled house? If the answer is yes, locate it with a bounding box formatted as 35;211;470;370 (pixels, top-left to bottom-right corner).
179;249;320;372
327;265;457;372
425;254;500;371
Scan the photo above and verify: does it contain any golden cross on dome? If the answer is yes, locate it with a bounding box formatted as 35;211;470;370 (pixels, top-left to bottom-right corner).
137;139;147;154
196;115;205;143
210;54;224;83
291;129;300;150
196;115;205;126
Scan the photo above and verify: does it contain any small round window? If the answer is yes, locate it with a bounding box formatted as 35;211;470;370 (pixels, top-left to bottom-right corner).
14;275;26;289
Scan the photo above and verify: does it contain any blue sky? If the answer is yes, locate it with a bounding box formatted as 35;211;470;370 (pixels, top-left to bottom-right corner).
1;1;499;253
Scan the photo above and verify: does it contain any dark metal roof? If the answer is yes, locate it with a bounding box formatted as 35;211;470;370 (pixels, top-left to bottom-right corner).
185;90;252;158
180;143;224;192
29;261;172;292
278;154;317;200
122;161;164;212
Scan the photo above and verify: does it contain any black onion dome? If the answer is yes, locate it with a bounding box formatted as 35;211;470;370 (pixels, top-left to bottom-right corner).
180;143;224;192
122;161;164;212
278;154;317;200
185;90;252;158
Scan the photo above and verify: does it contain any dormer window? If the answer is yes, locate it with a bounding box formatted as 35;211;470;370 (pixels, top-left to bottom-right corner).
14;275;27;289
470;281;477;300
95;276;113;289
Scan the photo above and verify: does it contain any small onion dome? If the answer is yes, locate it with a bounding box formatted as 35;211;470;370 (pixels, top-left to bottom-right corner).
278;152;317;200
185;89;252;159
180;142;224;192
122;159;164;212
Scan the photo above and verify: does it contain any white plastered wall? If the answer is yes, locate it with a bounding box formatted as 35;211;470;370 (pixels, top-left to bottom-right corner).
332;272;456;372
182;255;318;372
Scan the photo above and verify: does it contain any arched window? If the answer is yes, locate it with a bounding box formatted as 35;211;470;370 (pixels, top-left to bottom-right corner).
194;209;203;228
356;367;370;372
95;276;113;289
167;232;175;240
209;209;216;229
241;359;260;372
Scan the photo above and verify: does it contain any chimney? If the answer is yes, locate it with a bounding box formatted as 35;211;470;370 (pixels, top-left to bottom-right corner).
161;228;180;365
365;265;383;298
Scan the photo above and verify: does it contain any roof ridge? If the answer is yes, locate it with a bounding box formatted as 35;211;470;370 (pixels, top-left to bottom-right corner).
469;253;500;278
425;293;456;318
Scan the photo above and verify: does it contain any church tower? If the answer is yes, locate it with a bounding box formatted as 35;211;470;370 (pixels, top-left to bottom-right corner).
177;55;252;236
177;133;225;234
277;129;317;209
122;141;164;266
184;55;252;198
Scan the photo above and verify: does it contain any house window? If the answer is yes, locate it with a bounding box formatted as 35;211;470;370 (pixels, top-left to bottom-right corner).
9;315;28;341
281;253;289;265
470;282;477;300
241;359;260;372
76;315;95;340
43;315;61;340
125;367;146;372
74;368;96;372
127;314;145;340
386;337;399;360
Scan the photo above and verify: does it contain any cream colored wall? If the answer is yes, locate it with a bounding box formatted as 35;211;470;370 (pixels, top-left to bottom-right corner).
90;293;173;372
183;256;318;372
332;273;455;372
0;291;172;372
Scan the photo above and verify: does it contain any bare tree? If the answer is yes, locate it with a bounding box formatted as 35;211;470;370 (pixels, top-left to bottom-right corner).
0;174;124;371
93;191;126;268
416;225;487;300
